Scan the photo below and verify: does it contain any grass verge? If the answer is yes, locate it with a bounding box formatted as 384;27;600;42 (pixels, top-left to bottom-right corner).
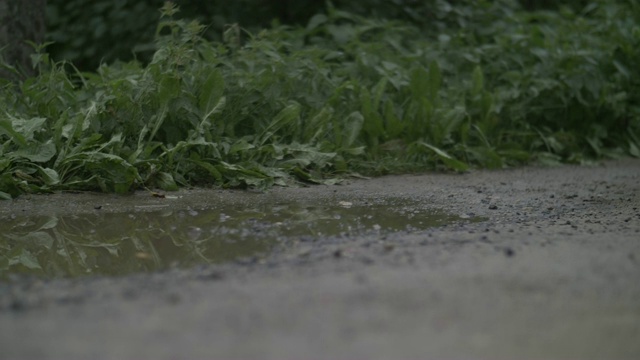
1;1;639;199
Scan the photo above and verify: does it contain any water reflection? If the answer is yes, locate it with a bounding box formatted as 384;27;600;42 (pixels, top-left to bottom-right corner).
0;199;472;279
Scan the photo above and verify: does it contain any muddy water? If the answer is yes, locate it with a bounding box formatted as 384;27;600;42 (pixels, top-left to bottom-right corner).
0;198;474;279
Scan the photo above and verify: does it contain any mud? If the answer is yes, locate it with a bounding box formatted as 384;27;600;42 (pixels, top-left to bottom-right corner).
1;159;639;359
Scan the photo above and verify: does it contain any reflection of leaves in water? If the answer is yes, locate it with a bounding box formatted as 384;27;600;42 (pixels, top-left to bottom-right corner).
11;248;41;270
0;199;472;279
0;208;278;279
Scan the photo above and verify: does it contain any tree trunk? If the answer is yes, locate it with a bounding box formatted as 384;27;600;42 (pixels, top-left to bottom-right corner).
0;0;46;82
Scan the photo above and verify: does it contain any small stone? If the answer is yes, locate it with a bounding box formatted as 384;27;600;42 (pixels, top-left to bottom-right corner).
9;299;26;312
361;257;374;265
504;247;515;257
489;204;498;210
354;274;368;284
166;293;181;305
298;250;311;258
198;270;224;281
121;288;138;300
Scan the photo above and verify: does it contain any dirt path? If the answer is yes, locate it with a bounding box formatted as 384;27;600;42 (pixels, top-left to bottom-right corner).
2;159;640;359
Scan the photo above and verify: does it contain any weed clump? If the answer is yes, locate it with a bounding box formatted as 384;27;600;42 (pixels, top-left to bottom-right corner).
1;1;638;198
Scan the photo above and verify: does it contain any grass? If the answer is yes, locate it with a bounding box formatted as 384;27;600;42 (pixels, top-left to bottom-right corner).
1;0;639;199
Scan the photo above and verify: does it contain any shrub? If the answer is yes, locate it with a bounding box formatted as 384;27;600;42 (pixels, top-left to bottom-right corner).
1;1;638;198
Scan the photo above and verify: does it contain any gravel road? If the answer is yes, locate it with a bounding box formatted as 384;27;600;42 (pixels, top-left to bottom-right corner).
1;159;639;359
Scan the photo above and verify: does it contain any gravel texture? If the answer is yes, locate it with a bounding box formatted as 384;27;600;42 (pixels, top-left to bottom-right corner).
1;159;639;359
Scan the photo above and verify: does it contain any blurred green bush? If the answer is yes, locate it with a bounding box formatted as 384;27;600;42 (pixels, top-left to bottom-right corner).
2;0;637;198
45;0;325;70
46;0;595;71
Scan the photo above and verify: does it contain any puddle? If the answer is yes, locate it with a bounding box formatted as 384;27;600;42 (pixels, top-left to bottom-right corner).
0;198;478;279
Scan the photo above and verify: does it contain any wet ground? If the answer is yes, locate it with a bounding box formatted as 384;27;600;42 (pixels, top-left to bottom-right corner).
0;196;475;279
1;159;640;359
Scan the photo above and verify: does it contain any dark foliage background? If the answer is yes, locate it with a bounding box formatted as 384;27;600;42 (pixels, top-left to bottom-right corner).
46;0;593;70
3;0;636;199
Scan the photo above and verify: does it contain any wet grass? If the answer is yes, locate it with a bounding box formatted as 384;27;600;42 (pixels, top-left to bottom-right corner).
0;1;639;199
